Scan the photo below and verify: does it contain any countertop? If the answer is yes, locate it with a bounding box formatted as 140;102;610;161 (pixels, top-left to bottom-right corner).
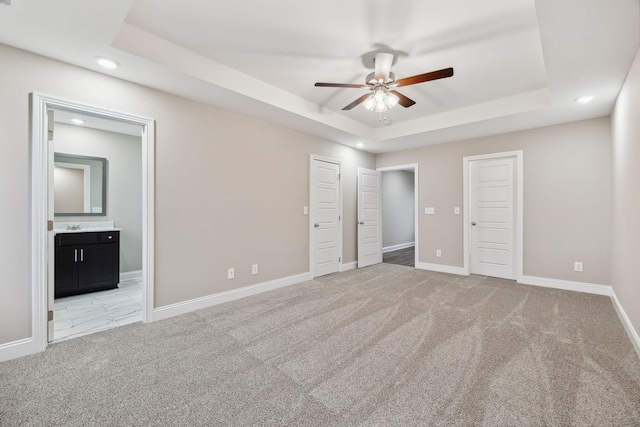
54;227;122;235
53;221;121;235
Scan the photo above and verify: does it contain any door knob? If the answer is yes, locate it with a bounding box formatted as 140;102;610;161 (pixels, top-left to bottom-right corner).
358;221;364;225
314;223;319;228
471;222;477;226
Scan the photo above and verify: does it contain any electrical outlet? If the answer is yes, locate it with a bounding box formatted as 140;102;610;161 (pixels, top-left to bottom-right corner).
252;264;258;275
436;250;442;257
228;268;235;279
574;262;583;272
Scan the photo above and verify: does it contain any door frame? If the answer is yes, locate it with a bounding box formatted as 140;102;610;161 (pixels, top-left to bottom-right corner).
30;93;155;352
309;155;343;278
462;150;523;280
376;164;419;267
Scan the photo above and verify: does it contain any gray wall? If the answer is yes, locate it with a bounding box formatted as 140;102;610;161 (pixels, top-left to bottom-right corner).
54;123;143;274
612;45;640;338
381;170;415;249
0;43;375;345
377;117;612;286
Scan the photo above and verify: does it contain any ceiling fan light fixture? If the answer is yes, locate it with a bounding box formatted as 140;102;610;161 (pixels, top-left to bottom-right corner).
375;100;387;113
386;92;399;108
363;95;376;111
362;87;398;112
374;88;385;102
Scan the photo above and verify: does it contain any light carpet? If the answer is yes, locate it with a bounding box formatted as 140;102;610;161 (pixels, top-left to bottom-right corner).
1;263;640;426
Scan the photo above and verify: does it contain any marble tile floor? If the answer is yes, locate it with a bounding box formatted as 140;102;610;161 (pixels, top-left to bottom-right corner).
53;278;143;342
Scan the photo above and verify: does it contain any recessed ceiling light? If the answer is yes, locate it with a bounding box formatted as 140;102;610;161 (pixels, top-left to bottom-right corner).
356;142;364;148
71;118;85;125
95;57;119;69
575;95;595;104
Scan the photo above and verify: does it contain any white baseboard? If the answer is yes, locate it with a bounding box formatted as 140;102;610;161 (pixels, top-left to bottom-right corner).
519;275;611;296
610;288;640;359
382;242;415;254
416;262;467;276
153;272;311;321
0;337;38;363
341;261;357;272
120;270;142;282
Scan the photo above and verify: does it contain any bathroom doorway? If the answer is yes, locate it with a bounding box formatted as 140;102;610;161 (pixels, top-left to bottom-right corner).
50;108;144;341
30;94;155;350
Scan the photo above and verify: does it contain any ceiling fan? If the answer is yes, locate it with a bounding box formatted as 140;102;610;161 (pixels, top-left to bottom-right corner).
315;53;454;113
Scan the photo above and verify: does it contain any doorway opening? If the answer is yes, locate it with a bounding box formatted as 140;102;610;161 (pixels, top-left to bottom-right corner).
50;108;144;341
377;164;419;268
31;94;155;351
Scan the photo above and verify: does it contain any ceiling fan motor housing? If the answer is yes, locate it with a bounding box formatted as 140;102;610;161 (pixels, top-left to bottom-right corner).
366;72;396;85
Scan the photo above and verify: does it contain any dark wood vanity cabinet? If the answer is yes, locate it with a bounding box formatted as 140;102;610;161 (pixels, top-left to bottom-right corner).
55;231;120;298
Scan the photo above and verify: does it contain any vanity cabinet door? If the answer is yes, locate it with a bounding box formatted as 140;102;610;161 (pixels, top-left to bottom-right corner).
78;242;119;291
55;246;79;298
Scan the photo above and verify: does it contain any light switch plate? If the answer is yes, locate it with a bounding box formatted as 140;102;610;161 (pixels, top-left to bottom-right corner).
454;207;460;215
303;206;308;215
425;207;435;215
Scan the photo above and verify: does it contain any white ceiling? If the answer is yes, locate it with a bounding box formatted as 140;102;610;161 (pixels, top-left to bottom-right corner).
0;0;638;153
53;109;143;137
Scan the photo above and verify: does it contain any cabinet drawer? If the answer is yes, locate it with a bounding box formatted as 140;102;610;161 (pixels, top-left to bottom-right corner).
57;232;98;246
99;231;119;243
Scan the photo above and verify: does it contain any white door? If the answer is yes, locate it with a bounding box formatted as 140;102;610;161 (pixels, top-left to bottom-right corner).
311;159;341;277
469;158;515;279
357;168;382;268
47;110;55;340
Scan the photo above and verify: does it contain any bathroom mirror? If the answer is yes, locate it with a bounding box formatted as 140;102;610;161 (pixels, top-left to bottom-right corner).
54;153;107;216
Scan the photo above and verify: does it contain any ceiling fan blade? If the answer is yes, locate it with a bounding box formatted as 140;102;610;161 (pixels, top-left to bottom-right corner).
315;82;367;88
374;53;394;82
396;67;454;87
389;90;416;108
342;93;371;110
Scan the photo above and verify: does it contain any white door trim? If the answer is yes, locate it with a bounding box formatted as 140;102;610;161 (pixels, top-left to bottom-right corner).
30;93;155;354
376;164;419;267
309;155;343;278
463;151;523;281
